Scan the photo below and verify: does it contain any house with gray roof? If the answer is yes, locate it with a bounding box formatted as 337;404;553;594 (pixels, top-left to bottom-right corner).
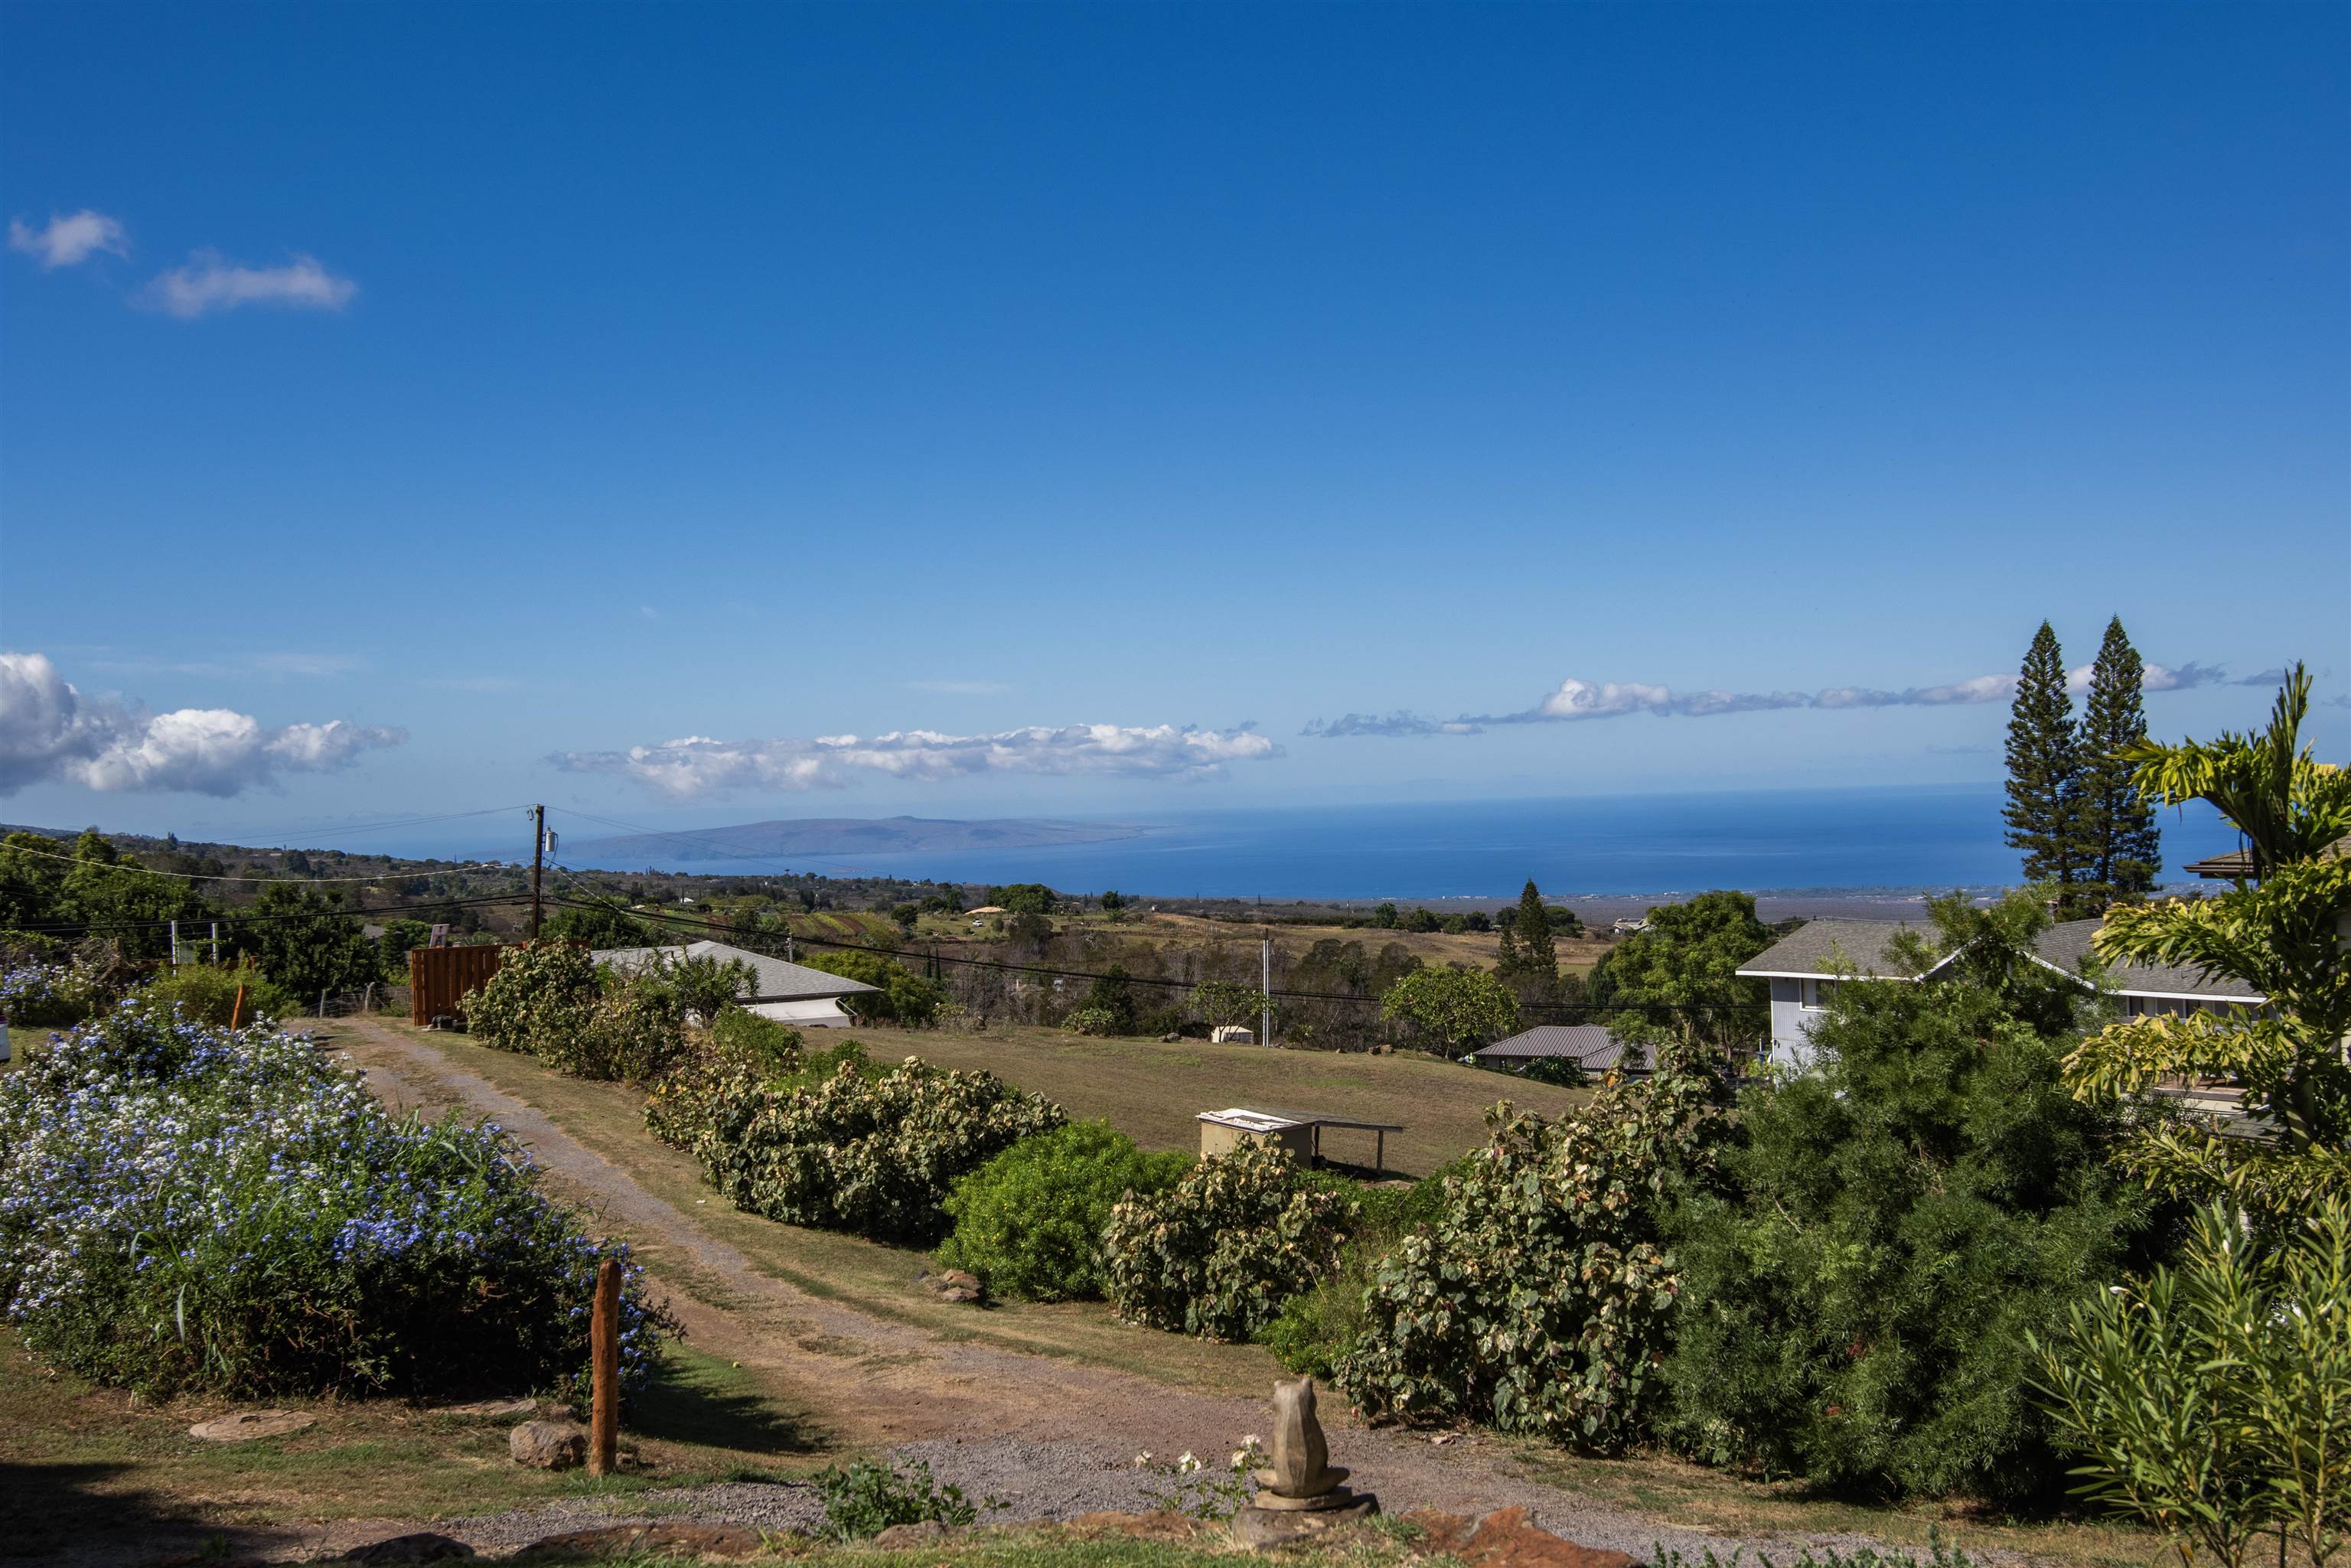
593;939;877;1028
1736;915;2265;1072
1469;1023;1650;1077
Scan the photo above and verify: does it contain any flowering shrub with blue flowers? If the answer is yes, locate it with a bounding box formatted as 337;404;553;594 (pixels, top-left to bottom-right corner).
0;992;675;1399
0;960;116;1028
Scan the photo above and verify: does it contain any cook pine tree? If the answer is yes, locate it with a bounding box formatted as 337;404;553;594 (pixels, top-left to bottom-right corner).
2075;616;2162;905
2003;621;2089;911
1496;877;1558;1006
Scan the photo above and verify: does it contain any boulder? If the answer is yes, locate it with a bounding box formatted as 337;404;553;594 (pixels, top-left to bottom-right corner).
187;1410;315;1442
508;1419;589;1470
331;1534;476;1564
510;1524;765;1561
1401;1508;1636;1568
919;1268;986;1305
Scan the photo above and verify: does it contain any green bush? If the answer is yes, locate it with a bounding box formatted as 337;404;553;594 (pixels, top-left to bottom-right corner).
461;940;600;1055
1061;1005;1124;1037
1102;1145;1351;1341
550;970;686;1084
142;960;298;1028
1336;1049;1731;1450
1262;1162;1468;1380
0;999;674;1399
936;1120;1190;1302
706;1008;804;1075
2031;1195;2351;1568
1662;977;2145;1499
814;1457;991;1541
648;1050;1065;1244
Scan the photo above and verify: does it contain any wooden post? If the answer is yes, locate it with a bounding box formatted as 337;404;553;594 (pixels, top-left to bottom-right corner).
228;984;246;1031
588;1256;621;1476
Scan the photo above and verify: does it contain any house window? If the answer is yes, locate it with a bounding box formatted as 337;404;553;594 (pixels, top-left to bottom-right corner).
1800;979;1837;1011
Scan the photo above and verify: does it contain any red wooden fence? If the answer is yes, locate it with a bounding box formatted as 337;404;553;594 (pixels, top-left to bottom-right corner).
408;944;509;1026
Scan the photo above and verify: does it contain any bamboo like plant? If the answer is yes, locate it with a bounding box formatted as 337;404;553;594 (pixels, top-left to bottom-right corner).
2031;1195;2349;1568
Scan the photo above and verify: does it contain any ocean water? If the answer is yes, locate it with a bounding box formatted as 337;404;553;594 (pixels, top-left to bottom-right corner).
560;784;2242;901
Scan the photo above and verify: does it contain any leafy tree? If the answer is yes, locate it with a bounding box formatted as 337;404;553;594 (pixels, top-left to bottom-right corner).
2004;621;2089;908
2066;665;2351;1223
1664;970;2146;1499
797;948;947;1025
1401;905;1440;934
1586;891;1771;1058
233;883;382;999
0;832;70;933
538;903;650;950
377;919;434;969
2077;617;2163;907
988;883;1055;915
890;903;920;934
1193;978;1270;1032
1380;967;1518;1054
1371;901;1400;930
1099;889;1125;914
1081;963;1139;1033
1462;910;1492;933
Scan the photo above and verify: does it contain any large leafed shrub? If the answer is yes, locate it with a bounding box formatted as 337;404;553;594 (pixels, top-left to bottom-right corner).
1101;1145;1351;1341
1335;1049;1731;1451
461;940;600;1055
935;1120;1190;1301
1663;977;2145;1500
649;1049;1065;1244
0;994;672;1399
141;960;298;1028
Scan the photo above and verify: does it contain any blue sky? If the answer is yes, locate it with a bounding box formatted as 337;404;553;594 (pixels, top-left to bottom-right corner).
3;1;2345;843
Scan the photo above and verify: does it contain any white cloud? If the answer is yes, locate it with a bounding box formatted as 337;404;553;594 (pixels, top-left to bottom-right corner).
0;651;405;797
8;210;128;268
1309;658;2232;737
142;250;356;319
554;722;1282;800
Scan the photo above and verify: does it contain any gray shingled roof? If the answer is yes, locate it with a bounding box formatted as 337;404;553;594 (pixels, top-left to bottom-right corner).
1736;920;1925;979
1736;916;2263;1002
2030;920;2262;1002
1471;1024;1650;1073
593;940;878;1002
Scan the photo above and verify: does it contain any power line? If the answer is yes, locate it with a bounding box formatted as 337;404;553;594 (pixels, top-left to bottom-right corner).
540;892;1759;1017
10;892;528;937
0;839;531;886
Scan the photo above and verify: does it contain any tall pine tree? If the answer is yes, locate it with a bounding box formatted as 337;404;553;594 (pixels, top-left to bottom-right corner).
2003;622;2089;905
1508;878;1557;1002
2076;616;2161;906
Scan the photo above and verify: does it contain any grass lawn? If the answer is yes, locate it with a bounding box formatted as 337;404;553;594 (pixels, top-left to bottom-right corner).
0;1330;810;1554
834;1021;1586;1180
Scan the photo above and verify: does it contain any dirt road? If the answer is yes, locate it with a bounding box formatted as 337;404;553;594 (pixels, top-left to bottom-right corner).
313;1019;1893;1562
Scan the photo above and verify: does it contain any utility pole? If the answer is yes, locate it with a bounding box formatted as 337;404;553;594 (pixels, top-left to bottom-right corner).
1260;935;1272;1048
530;804;546;939
210;921;220;964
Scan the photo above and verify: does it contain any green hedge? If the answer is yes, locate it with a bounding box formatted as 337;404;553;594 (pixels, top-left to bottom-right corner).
936;1120;1190;1301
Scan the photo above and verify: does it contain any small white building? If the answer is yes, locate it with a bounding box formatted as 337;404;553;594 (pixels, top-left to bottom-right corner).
1736;917;2265;1074
593;939;878;1028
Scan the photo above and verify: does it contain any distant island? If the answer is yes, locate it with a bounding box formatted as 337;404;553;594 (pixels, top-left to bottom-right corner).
566;815;1148;865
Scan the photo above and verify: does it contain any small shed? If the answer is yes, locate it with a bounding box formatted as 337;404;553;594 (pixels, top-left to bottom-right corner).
1196;1107;1406;1175
1470;1023;1650;1077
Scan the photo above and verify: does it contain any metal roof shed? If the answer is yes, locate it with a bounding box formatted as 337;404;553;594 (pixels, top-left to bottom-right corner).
1196;1106;1406;1176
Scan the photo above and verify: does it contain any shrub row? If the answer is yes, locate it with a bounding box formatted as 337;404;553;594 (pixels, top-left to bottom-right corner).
0;992;672;1399
1102;1143;1352;1342
647;1038;1065;1245
936;1120;1191;1302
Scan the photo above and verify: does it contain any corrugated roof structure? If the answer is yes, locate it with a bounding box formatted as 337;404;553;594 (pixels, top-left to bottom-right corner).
1471;1023;1650;1073
593;940;878;1002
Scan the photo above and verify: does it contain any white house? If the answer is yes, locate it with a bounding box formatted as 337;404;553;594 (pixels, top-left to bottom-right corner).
1736;917;2265;1074
592;939;877;1028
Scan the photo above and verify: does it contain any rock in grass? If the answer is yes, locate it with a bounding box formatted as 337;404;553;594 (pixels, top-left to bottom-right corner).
330;1534;476;1564
187;1410;315;1442
507;1419;589;1470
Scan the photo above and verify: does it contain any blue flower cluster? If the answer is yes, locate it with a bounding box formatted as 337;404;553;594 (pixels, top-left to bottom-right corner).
0;981;675;1400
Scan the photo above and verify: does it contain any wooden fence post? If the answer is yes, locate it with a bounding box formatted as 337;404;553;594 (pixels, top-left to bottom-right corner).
589;1257;621;1476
